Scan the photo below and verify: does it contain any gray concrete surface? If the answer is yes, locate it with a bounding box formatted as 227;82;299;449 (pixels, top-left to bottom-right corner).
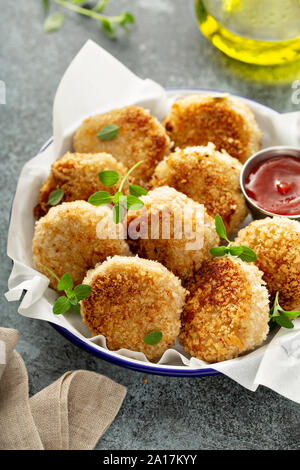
1;0;300;450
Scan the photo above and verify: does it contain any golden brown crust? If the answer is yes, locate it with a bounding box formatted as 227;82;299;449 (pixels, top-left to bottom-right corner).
32;201;131;290
150;143;248;236
234;217;300;310
180;257;269;363
163;94;262;163
73;105;171;186
126;186;219;280
34;152;128;218
81;256;187;361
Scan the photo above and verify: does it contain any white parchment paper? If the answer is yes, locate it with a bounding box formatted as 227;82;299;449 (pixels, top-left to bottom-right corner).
5;40;300;402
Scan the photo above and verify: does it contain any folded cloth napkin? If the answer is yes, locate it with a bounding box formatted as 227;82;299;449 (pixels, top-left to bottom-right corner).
0;327;126;450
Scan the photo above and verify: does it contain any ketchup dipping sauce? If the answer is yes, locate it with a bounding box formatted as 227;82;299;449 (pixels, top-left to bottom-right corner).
244;155;300;216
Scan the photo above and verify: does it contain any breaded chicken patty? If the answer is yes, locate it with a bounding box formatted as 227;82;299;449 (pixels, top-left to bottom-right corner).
180;256;269;363
126;186;219;280
163;94;262;163
32;201;130;290
81;256;187;361
73;105;171;186
34;152;127;218
234;217;300;310
151;143;248;236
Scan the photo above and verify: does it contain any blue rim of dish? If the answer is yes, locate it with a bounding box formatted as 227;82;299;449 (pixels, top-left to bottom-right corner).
16;88;279;377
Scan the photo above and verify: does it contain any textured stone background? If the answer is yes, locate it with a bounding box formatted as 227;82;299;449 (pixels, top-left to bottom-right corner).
1;0;300;450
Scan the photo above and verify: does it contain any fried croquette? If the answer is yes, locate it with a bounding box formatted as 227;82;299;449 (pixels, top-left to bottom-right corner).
34;152;128;218
32;201;131;290
81;256;187;361
151;143;248;236
163;94;262;163
180;256;269;363
73;105;171;186
234;216;300;310
126;186;219;280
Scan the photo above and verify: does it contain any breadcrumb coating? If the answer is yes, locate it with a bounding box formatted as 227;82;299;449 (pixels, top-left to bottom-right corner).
34;152;127;218
127;186;219;280
180;256;269;363
151;143;248;236
73;105;171;186
234;216;300;310
163;94;262;163
81;256;187;361
32;201;131;290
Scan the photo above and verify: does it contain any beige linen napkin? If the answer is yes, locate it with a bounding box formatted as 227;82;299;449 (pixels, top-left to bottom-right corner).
0;327;126;450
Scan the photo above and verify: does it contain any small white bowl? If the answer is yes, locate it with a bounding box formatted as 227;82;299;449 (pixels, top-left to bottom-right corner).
240;146;300;222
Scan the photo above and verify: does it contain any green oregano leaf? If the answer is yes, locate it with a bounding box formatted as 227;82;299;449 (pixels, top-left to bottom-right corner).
125;195;144;210
57;272;73;292
129;184;148;197
53;296;71;315
88;191;112;206
98;170;119;186
214;214;229;242
144;331;163;346
101;18;117;38
119;11;135;33
73;284;92;301
47;189;64;206
238;246;257;263
97;124;119;140
228;246;244;257
44;12;64;33
120;12;135;24
275;315;294;329
210;246;228;257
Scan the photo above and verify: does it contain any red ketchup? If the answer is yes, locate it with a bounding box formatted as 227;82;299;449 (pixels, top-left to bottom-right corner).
245;156;300;216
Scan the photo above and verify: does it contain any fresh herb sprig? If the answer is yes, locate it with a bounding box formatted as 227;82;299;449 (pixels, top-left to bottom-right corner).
269;292;300;329
88;160;147;224
42;0;135;38
210;215;257;263
144;331;163;346
43;266;91;315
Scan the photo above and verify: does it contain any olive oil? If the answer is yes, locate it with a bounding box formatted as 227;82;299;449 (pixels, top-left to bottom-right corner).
195;0;300;65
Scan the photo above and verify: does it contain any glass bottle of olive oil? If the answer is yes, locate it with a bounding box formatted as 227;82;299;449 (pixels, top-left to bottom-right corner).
195;0;300;65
